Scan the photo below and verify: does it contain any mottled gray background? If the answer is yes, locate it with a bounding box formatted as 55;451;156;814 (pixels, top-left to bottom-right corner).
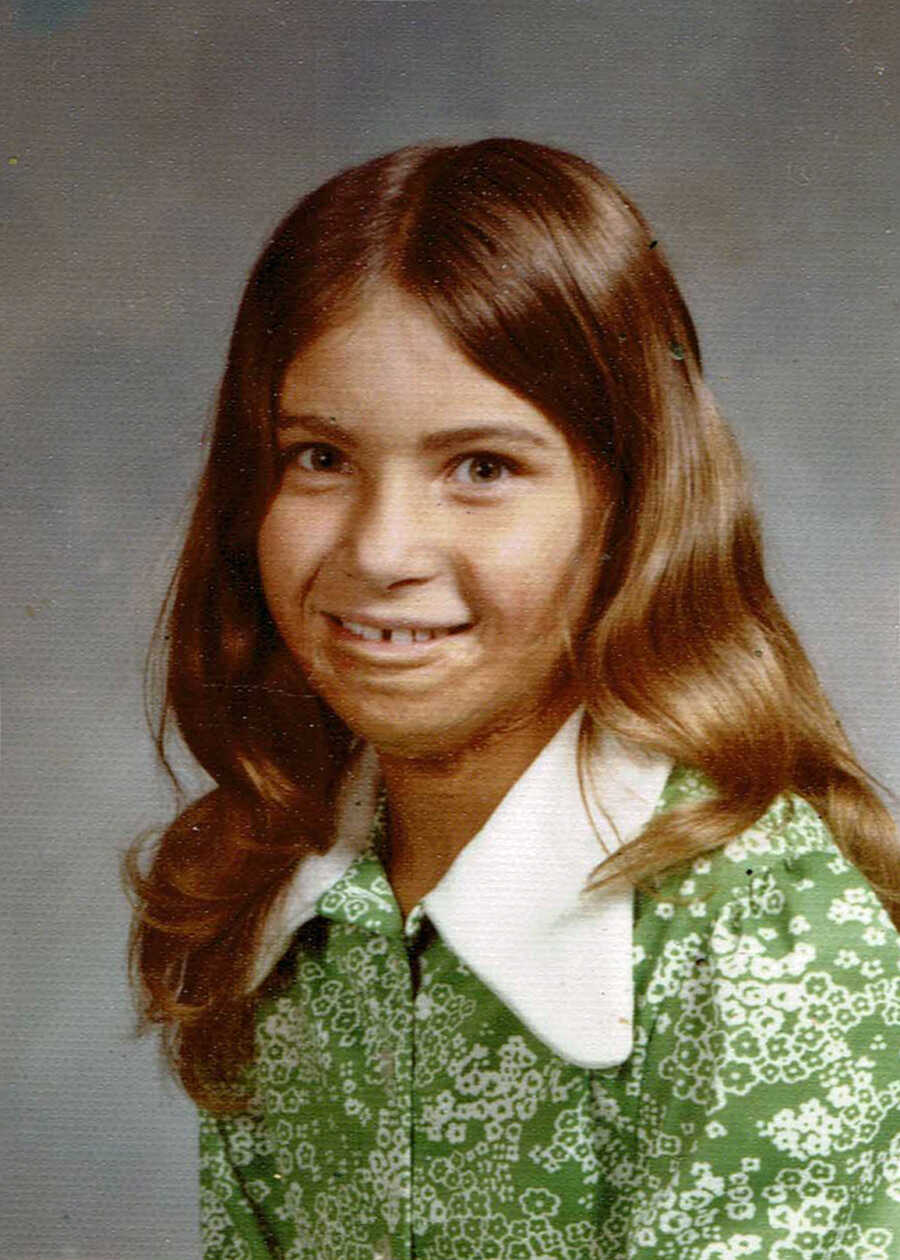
1;0;897;1256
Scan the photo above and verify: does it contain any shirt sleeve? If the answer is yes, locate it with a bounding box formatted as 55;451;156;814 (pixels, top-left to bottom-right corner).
198;1107;280;1260
628;793;900;1259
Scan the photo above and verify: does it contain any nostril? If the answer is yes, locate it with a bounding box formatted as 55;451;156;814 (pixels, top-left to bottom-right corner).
387;576;430;589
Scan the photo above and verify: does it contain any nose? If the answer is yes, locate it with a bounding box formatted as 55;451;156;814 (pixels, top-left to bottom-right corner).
336;470;439;589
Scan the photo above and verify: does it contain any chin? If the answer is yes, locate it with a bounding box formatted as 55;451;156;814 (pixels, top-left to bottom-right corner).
332;690;568;766
344;712;472;760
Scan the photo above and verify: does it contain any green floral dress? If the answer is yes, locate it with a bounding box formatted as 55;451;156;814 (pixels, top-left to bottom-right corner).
199;768;900;1260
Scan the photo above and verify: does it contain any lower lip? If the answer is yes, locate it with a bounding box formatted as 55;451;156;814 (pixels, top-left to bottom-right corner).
325;616;471;662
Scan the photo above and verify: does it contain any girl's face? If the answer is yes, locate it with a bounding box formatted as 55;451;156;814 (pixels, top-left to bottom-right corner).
258;286;604;759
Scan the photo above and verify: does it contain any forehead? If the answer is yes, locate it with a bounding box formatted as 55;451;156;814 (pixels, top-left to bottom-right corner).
278;286;564;439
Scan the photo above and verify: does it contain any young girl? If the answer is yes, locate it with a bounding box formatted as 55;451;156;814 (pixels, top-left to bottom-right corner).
126;139;900;1260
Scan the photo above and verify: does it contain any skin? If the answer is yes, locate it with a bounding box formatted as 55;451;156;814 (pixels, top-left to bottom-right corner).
258;285;606;915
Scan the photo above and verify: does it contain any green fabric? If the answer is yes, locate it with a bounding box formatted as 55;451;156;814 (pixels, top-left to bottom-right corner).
199;769;900;1259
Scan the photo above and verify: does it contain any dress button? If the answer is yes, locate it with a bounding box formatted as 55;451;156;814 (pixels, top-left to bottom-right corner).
378;1046;395;1082
373;1236;394;1260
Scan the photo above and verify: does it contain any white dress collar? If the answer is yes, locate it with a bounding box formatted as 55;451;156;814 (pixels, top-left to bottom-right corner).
250;709;672;1069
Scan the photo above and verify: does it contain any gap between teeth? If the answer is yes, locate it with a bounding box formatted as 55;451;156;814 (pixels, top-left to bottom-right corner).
341;619;450;644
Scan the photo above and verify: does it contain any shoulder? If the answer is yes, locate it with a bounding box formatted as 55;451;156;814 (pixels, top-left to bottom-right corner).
634;772;899;992
647;765;885;903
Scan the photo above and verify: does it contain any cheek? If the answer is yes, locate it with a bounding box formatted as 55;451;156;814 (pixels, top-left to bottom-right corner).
256;502;328;619
468;518;589;626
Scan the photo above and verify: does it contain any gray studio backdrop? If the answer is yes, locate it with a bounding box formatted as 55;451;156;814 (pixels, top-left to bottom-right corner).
2;2;897;1257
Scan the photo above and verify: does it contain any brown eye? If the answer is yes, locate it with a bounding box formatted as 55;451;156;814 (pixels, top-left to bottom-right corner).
293;443;346;473
454;453;514;486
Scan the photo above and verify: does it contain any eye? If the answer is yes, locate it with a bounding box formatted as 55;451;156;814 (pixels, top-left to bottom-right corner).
451;453;516;487
283;442;348;474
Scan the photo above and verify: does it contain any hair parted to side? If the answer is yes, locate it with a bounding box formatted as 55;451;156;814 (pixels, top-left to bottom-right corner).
124;137;899;1112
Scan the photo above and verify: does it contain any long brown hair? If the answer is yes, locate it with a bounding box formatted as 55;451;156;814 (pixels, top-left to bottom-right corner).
124;138;898;1112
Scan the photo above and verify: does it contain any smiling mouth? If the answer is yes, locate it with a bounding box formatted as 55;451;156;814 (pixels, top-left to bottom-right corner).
328;614;471;645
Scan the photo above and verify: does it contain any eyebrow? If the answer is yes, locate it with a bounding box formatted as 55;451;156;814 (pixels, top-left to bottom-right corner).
274;411;552;452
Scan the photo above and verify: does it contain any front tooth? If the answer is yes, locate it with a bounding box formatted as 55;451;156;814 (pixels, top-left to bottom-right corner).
389;628;414;645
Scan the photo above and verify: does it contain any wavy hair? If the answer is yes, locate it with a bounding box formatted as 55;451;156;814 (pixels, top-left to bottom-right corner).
124;138;898;1112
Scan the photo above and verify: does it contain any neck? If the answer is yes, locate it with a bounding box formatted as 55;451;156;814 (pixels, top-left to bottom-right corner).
377;698;580;918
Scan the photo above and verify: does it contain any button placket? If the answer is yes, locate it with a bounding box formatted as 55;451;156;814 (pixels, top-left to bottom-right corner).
371;933;416;1260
